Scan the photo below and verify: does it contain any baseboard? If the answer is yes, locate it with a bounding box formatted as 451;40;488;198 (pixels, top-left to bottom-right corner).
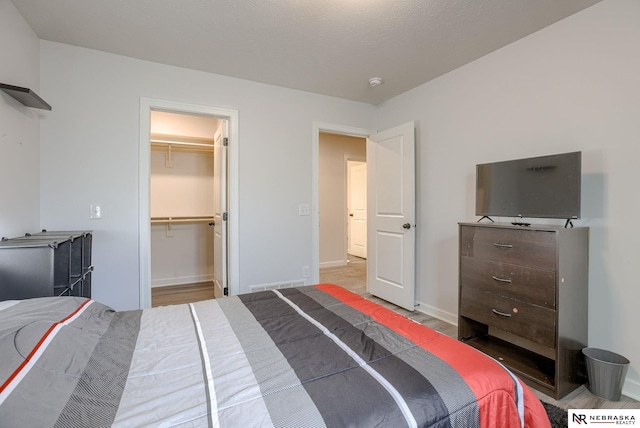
249;279;307;292
414;299;458;327
151;275;213;288
319;260;348;268
623;377;640;401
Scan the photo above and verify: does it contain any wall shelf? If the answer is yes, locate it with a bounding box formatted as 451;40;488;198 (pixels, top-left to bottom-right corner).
0;83;52;110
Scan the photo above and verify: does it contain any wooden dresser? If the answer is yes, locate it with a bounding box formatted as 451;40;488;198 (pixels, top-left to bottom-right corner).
458;222;589;399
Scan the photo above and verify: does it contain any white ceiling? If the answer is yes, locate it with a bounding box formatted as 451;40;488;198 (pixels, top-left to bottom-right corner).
12;0;602;105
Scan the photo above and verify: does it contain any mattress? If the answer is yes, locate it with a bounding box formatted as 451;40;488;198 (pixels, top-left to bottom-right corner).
0;284;550;427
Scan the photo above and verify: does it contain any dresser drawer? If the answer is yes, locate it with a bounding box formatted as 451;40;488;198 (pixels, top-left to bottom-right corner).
460;286;556;348
460;256;556;308
460;226;556;270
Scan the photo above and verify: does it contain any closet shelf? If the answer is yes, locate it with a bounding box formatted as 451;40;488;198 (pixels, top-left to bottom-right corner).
151;139;213;168
151;139;214;151
151;216;215;224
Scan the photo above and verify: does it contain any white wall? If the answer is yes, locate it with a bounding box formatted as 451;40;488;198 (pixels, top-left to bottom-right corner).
0;0;41;238
150;150;214;217
376;0;640;400
151;223;214;287
150;149;214;287
319;133;366;267
39;41;375;310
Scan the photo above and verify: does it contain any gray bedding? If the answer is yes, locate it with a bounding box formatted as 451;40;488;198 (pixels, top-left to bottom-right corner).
0;285;550;427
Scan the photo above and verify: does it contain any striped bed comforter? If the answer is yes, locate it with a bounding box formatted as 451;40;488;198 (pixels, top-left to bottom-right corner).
0;284;550;427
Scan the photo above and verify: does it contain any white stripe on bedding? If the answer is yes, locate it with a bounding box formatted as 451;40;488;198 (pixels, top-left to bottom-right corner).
272;289;419;428
497;361;526;428
189;303;219;428
0;300;94;406
111;304;211;427
0;301;20;312
192;299;280;427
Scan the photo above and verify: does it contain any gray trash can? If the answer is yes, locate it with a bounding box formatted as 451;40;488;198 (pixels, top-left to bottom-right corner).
582;348;630;401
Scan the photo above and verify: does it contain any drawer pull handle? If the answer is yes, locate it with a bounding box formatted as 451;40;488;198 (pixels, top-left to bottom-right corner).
492;309;512;317
494;243;513;248
492;275;512;284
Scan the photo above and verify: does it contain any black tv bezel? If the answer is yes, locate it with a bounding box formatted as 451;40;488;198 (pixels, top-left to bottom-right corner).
475;151;582;220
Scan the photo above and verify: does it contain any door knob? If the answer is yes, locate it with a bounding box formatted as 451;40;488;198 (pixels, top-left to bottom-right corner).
349;213;354;217
402;223;411;229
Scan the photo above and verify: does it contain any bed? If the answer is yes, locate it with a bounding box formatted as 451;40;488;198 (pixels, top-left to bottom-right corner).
0;284;550;427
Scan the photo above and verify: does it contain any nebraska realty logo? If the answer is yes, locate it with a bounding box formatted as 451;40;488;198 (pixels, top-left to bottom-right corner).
569;409;639;426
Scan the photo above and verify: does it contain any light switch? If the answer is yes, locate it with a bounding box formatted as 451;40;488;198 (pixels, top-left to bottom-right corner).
299;204;310;216
90;204;102;219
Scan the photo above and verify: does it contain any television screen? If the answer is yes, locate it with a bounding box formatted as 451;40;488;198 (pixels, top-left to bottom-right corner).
476;152;581;220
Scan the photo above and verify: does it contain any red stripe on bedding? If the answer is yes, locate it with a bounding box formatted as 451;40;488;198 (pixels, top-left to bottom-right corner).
315;284;547;428
0;299;93;396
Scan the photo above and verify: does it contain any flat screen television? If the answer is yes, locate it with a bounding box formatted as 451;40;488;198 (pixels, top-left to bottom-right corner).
476;151;581;220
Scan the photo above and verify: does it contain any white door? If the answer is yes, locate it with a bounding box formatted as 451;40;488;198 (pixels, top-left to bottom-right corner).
213;121;228;298
366;122;415;311
348;161;367;259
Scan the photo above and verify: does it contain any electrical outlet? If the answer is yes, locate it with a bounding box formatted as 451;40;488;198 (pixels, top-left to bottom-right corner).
302;266;310;278
90;204;102;219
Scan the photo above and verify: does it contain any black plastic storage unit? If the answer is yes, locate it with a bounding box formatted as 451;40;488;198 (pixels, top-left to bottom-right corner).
0;230;93;300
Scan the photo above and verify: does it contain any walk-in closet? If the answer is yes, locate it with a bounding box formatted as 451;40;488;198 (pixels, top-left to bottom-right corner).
150;111;221;306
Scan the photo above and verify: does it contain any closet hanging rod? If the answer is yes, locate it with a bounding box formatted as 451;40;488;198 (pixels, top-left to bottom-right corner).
151;216;215;224
150;139;214;149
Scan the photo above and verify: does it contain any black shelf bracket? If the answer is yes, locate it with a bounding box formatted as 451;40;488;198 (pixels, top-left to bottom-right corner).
0;83;52;110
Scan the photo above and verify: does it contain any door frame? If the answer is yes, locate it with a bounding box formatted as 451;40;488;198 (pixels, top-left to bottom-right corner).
139;97;239;309
312;122;375;284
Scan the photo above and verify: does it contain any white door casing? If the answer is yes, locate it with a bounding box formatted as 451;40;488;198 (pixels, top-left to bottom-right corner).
366;122;416;311
139;97;239;309
347;161;367;259
213;121;228;298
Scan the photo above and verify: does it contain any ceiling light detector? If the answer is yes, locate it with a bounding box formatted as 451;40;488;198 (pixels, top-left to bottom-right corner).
369;77;383;87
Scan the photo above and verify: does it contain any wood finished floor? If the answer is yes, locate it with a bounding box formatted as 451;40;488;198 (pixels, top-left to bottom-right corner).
320;255;640;411
151;281;214;307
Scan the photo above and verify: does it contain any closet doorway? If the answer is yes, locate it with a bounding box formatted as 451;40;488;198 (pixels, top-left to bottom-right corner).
139;98;238;309
149;111;224;306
